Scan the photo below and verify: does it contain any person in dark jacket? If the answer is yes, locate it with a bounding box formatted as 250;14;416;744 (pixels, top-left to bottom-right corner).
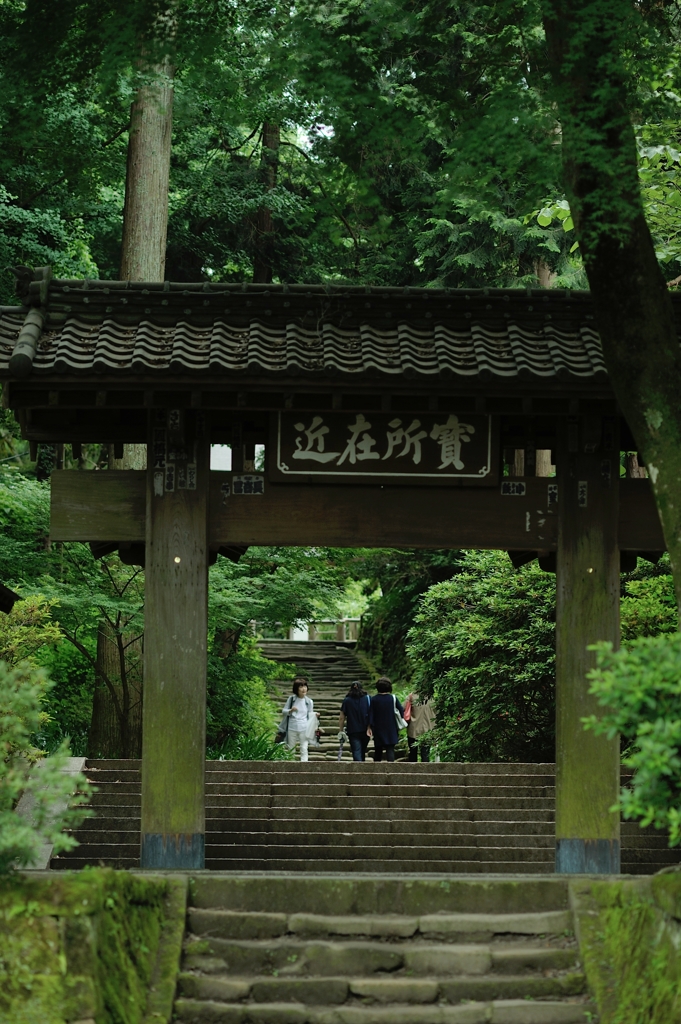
369;676;405;763
339;681;372;761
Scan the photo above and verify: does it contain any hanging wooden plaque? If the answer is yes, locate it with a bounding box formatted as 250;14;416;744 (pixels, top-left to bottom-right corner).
270;411;498;486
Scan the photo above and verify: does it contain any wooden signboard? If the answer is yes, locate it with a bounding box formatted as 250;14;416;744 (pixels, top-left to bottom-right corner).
270;411;498;485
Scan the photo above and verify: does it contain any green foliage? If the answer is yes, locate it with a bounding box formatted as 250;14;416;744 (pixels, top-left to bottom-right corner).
621;561;678;640
353;549;463;682
406;551;556;762
211;731;294;761
0;661;91;873
209;546;349;635
0;596;61;667
638;136;681;276
0;475;52;586
586;633;681;846
0;0;588;291
205;637;292;757
36;642;96;755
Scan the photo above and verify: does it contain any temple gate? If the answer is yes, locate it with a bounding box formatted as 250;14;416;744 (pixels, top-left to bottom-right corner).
0;268;669;872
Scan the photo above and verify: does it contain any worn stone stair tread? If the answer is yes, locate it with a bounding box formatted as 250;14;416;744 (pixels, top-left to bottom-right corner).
203;819;557;835
174;997;595;1023
203;846;554;861
183;936;578;976
178;972;586;1003
204;809;557;822
204;835;555;850
186;908;572;940
202;863;556;874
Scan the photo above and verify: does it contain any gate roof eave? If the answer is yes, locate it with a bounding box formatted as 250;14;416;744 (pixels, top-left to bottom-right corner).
0;275;632;398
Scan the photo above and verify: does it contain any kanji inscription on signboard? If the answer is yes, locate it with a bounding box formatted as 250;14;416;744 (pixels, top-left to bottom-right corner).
271;412;498;485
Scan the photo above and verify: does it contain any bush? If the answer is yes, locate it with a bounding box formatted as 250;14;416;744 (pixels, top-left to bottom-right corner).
205;638;292;758
210;732;294;761
585;633;681;845
620;566;678;640
406;550;556;762
0;661;91;872
36;641;95;755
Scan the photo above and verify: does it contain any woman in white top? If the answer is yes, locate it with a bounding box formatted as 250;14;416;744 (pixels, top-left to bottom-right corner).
281;676;315;762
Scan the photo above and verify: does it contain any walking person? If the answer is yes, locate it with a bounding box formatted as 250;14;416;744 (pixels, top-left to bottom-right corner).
405;690;435;762
279;676;315;762
369;676;406;763
338;681;371;762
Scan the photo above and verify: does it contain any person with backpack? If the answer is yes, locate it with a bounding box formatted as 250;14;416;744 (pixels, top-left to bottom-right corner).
368;676;406;763
338;680;372;761
278;676;316;762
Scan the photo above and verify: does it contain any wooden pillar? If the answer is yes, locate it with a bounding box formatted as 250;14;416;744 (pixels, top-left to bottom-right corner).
555;416;620;873
140;409;209;869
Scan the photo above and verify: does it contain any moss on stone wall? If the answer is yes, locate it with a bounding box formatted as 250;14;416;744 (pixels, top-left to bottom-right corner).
571;872;681;1023
0;868;186;1024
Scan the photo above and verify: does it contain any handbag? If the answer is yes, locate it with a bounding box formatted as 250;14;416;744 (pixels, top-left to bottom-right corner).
276;696;293;743
403;697;412;723
392;695;408;730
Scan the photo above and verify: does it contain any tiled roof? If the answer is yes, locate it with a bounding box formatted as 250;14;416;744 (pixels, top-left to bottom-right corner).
0;312;606;380
0;279;614;383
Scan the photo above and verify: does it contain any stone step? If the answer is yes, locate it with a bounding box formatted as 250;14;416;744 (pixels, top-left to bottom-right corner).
183;936;579;976
61;830;558;851
204;807;558;823
188;875;570;914
201;820;559;837
195;784;559;798
51;857;556;873
216;833;557;851
208;797;558;810
173;998;595;1023
187;909;573;940
202;846;555;864
84;790;559;809
57;758;677;876
53;840;556;862
177;973;587;1006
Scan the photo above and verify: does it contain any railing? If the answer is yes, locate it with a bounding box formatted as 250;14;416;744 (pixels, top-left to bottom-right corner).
257;618;361;641
305;618;360;642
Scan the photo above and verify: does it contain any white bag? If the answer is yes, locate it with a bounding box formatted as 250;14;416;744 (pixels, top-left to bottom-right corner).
305;710;320;744
393;695;408;730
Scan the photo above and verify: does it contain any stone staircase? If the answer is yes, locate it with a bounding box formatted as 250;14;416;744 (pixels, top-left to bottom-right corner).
174;874;595;1023
260;640;373;762
51;761;679;874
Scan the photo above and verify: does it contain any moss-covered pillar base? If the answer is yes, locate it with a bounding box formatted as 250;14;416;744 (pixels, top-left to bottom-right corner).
555;416;620;874
140;409;209;870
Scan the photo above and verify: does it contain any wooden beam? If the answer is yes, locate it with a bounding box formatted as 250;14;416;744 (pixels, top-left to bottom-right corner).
50;471;665;552
51;470;146;540
555;419;620;873
139;412;209;870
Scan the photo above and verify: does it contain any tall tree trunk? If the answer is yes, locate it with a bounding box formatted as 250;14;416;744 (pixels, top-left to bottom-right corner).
120;51;175;279
542;0;681;610
253;123;280;284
